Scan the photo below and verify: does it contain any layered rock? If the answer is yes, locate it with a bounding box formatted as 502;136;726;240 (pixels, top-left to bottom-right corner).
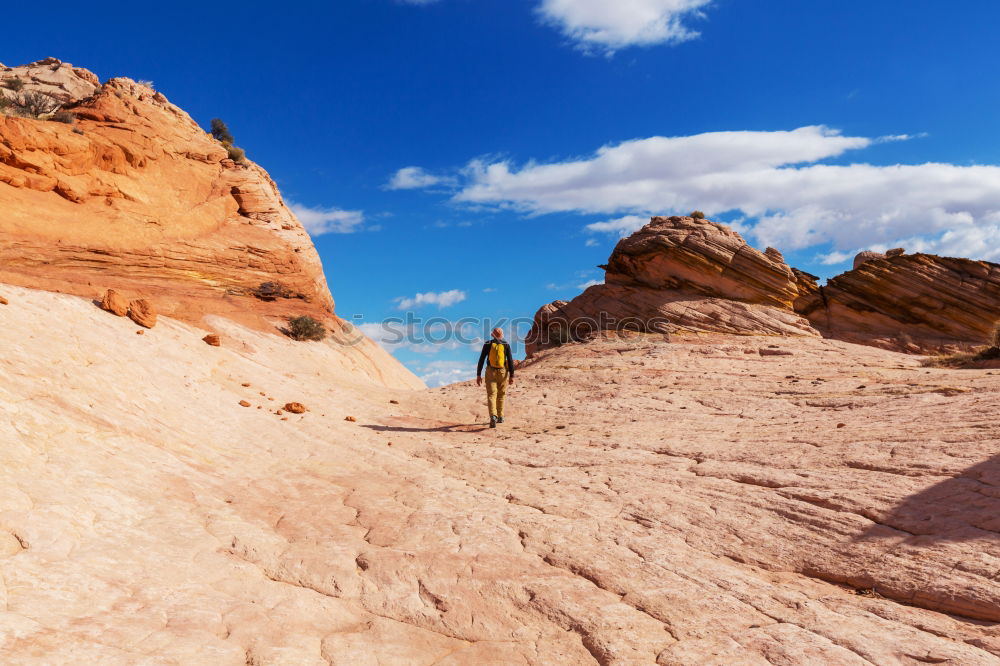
0;59;332;329
527;216;820;354
529;215;1000;356
798;250;1000;353
0;58;421;389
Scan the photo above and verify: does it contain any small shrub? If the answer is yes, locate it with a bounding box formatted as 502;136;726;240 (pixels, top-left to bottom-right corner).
210;117;235;145
0;96;10;111
49;110;75;124
255;281;291;301
287;315;326;341
226;144;246;164
13;90;59;118
2;78;25;91
137;79;155;89
690;210;705;219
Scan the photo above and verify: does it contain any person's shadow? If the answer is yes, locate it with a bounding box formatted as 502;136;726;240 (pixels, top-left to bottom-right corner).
362;423;490;434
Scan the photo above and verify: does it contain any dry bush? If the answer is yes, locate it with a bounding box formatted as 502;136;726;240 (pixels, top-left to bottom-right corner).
2;78;25;91
12;90;60;118
226;144;246;163
49;110;75;124
690;210;705;219
255;281;291;301
287;315;326;341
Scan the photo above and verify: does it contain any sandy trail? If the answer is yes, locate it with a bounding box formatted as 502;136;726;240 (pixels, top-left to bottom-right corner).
2;284;999;664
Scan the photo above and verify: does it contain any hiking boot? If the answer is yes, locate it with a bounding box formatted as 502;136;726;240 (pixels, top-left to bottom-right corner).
489;416;497;428
497;417;505;424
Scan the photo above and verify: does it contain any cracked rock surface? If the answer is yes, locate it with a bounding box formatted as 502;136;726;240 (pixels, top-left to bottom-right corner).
2;284;999;664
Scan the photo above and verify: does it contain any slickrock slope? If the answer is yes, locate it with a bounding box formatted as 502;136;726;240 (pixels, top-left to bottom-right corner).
797;251;1000;353
528;216;1000;355
3;283;1000;664
0;59;333;330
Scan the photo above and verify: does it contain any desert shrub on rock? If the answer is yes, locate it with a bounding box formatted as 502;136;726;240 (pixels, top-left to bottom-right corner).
226;144;246;163
287;315;326;341
2;77;24;91
49;110;75;124
690;210;706;219
210;118;235;144
11;91;60;118
209;117;247;164
255;281;292;301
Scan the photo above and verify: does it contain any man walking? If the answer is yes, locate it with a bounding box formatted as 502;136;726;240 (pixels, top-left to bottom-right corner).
476;327;515;428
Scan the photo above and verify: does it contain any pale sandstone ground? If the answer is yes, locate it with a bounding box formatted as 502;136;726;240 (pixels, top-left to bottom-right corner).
2;284;1000;665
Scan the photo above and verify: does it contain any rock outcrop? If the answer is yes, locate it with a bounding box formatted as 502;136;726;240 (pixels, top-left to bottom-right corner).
0;58;421;389
527;216;820;354
797;251;1000;353
528;215;1000;356
99;289;129;316
0;59;332;330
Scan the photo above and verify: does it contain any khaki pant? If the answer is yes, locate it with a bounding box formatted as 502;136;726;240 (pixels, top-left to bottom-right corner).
485;366;509;418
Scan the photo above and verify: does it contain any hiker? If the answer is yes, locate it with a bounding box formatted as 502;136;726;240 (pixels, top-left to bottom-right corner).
476;328;515;428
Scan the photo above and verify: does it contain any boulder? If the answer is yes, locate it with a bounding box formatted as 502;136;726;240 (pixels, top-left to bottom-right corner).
853;250;885;269
99;289;129;316
283;402;306;414
127;299;157;328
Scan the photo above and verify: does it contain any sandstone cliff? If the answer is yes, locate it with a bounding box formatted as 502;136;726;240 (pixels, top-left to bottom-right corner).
0;58;420;389
1;59;331;327
528;215;1000;355
797;252;1000;353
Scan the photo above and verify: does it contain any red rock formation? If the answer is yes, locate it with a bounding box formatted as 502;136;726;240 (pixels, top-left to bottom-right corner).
99;289;129;316
527;216;819;355
528;216;1000;356
797;250;1000;353
0;59;333;330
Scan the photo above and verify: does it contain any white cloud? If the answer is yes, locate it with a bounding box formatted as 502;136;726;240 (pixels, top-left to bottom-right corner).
387;166;453;190
395;289;467;310
577;278;604;289
442;125;1000;261
417;360;476;388
288;202;366;235
585;214;649;236
537;0;711;53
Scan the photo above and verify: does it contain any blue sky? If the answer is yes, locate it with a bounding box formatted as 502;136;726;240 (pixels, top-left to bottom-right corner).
8;0;1000;385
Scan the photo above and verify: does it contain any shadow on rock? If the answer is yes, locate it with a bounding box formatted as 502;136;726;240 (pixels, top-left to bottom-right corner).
862;455;1000;542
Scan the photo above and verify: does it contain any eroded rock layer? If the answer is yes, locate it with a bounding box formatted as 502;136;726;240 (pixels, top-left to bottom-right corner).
797;252;1000;353
528;215;1000;356
527;216;820;355
0;59;333;329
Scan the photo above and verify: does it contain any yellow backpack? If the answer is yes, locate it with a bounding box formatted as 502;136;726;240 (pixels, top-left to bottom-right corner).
488;341;506;369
